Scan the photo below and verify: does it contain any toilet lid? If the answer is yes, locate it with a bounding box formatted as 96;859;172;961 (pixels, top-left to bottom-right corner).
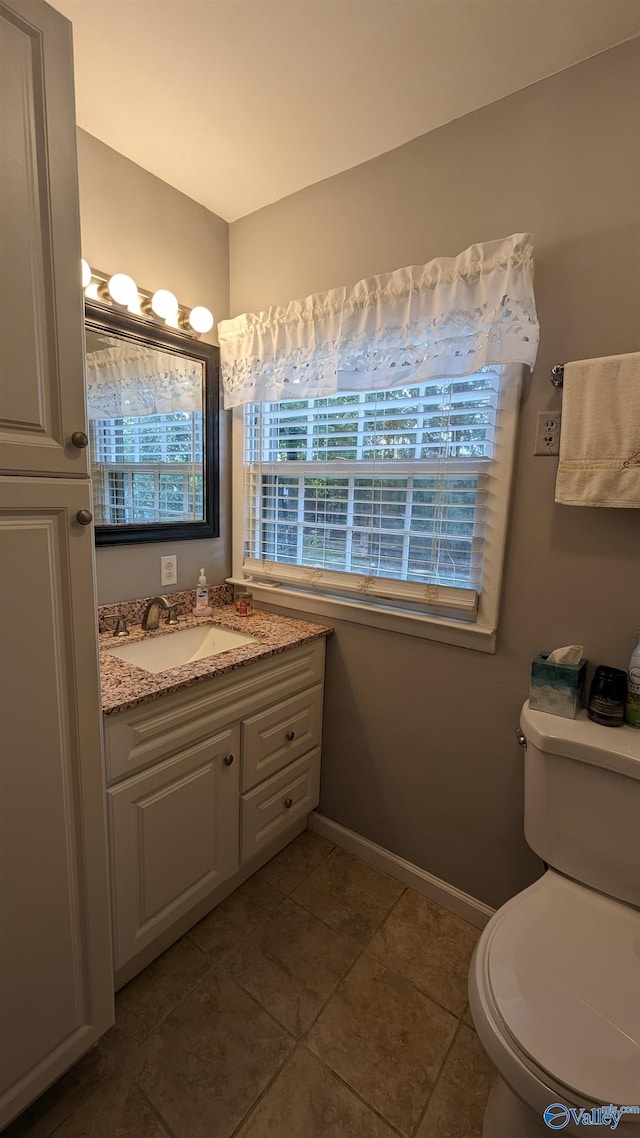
485;872;640;1106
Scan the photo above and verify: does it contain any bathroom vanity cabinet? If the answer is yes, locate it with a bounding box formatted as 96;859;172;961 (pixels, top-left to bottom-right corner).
103;638;325;985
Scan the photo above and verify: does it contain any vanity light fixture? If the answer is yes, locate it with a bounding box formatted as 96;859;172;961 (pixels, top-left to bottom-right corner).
182;305;215;335
81;259;214;339
149;289;179;321
105;272;139;307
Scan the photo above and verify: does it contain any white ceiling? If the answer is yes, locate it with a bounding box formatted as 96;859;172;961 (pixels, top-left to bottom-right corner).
50;0;640;222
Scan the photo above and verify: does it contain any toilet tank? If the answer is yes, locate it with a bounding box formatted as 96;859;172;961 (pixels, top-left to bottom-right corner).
520;702;640;908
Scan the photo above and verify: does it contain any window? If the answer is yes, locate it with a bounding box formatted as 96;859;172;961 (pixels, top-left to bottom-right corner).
90;412;203;525
222;235;537;648
233;363;523;645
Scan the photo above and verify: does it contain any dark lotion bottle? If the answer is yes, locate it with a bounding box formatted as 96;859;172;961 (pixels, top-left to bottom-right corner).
587;666;627;727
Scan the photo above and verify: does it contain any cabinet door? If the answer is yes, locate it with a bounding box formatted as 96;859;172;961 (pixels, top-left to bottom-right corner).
0;0;89;476
0;477;114;1129
108;728;240;970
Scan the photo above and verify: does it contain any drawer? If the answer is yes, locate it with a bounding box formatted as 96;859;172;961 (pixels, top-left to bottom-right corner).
104;638;325;784
241;749;320;862
242;683;323;791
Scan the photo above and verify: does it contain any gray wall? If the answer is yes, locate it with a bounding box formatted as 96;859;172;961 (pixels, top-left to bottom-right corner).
230;42;640;908
77;130;231;603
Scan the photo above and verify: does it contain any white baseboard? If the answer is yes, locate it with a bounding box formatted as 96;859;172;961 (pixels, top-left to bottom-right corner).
308;813;494;930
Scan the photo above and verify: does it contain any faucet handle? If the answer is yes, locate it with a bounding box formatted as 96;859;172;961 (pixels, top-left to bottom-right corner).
113;615;130;638
166;605;180;625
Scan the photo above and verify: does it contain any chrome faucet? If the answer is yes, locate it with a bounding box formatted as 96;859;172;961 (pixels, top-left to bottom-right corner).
141;595;180;632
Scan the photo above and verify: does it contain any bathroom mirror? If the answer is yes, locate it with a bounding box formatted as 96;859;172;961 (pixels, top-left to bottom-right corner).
84;302;219;545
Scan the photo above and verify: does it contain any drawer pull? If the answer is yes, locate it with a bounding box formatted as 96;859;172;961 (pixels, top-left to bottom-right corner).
223;754;234;766
71;430;89;449
284;797;293;809
76;509;93;526
286;730;295;741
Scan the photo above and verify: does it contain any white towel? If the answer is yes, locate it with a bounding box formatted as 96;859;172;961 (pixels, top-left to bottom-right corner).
555;351;640;508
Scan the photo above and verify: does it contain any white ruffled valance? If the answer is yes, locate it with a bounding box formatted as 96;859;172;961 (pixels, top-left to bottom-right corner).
85;344;203;419
218;233;539;408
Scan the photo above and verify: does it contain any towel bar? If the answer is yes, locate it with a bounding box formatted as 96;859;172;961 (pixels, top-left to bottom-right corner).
550;365;564;387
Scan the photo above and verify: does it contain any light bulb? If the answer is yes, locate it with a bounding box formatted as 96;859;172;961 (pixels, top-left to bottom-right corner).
81;259;92;288
107;273;138;306
150;289;179;320
188;306;214;334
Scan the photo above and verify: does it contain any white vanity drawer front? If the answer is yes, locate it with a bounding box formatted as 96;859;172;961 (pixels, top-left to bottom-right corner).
241;749;320;861
242;683;323;791
104;638;325;784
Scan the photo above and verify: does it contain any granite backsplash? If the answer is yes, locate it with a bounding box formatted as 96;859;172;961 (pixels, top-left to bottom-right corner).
97;584;234;634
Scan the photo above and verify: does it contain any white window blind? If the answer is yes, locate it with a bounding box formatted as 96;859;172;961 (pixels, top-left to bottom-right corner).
241;368;503;619
90;411;203;525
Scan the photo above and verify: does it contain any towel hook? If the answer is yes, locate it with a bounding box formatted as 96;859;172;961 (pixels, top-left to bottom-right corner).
550;365;564;387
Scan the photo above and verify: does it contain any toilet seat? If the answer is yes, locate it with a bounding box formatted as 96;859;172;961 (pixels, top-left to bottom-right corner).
471;871;640;1110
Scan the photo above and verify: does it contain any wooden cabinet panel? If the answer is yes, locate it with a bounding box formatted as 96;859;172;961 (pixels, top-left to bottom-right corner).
241;749;321;862
0;0;88;477
0;476;113;1127
242;683;323;791
0;0;115;1126
108;728;240;969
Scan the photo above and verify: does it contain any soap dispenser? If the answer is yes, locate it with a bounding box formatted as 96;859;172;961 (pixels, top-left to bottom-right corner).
193;568;211;616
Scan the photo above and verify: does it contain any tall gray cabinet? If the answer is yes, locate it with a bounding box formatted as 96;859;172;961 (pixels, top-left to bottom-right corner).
0;0;114;1127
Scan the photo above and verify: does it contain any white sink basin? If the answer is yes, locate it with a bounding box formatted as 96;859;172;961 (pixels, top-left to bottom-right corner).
107;624;257;674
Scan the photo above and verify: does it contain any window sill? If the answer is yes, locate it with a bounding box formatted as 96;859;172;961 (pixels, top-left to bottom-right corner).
226;578;496;653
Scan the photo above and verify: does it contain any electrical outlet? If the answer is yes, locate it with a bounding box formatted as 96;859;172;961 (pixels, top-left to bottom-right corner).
534;411;562;456
160;555;177;587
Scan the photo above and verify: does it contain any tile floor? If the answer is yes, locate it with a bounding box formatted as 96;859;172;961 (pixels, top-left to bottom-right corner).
7;832;496;1138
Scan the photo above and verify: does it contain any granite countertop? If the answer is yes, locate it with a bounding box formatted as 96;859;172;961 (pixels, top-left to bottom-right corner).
99;606;332;716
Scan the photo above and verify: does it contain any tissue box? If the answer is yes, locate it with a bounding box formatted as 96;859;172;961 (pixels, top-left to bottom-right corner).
529;653;588;719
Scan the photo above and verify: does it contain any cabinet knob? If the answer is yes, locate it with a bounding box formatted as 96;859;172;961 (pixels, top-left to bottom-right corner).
224;754;234;766
76;509;93;526
71;431;89;449
284;797;293;809
286;730;295;741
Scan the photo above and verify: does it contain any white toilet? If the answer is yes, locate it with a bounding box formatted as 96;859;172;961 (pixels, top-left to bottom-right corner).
469;702;640;1137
